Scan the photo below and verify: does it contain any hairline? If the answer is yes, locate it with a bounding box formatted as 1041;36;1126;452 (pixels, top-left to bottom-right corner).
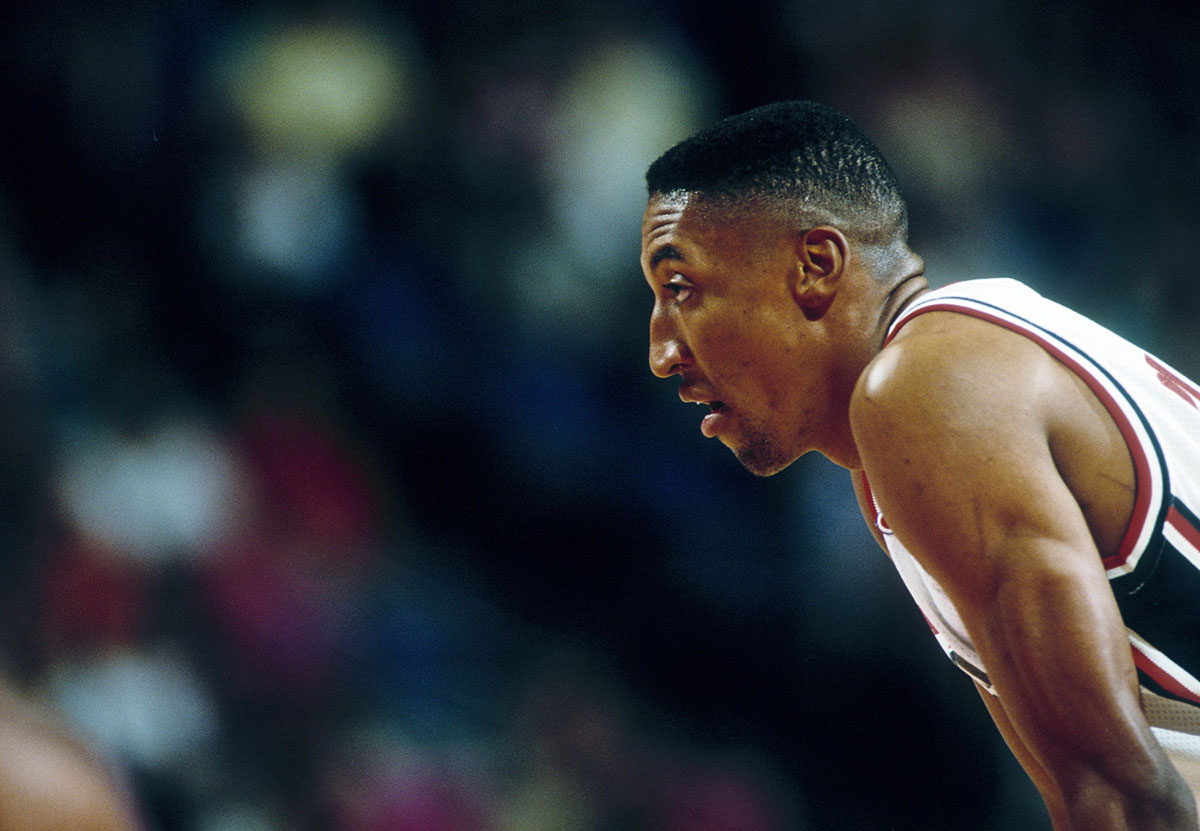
649;186;905;249
646;186;915;289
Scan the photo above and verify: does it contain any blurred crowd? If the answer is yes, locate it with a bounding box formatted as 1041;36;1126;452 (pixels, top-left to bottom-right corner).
0;1;1197;829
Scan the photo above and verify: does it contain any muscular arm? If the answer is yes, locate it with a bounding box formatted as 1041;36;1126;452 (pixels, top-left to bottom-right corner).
974;680;1069;828
850;315;1197;829
853;471;1071;825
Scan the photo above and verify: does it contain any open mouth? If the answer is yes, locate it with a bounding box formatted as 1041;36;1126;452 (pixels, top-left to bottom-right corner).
699;401;726;437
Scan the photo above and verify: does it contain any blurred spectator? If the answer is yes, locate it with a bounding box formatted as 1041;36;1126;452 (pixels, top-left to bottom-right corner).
44;644;218;781
498;651;804;830
55;413;248;566
197;7;428;295
320;726;495;831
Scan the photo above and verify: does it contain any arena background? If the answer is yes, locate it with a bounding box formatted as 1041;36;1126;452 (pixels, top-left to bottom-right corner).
0;1;1197;828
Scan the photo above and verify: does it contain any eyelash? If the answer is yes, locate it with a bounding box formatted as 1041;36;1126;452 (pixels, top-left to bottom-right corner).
664;278;692;302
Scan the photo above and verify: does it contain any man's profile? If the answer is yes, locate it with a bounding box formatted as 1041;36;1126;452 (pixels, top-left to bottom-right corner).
640;100;1200;829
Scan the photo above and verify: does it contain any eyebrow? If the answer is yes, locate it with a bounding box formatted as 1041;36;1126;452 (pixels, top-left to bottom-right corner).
648;244;685;270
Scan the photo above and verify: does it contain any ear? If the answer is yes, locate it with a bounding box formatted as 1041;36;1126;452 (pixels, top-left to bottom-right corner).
792;226;848;320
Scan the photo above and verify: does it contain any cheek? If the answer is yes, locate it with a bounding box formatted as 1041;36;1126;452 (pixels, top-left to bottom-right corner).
695;323;761;377
690;305;800;397
724;337;794;408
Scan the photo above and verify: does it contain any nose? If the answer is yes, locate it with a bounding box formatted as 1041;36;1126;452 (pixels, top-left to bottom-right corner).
649;302;689;378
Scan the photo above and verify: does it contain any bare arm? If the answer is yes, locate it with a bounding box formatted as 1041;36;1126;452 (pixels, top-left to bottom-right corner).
974;680;1069;828
854;470;1068;826
851;315;1197;829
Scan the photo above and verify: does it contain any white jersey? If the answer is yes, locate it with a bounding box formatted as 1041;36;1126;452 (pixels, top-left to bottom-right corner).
859;278;1200;776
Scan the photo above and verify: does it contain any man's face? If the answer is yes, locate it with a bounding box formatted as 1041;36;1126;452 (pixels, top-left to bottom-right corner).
641;192;831;475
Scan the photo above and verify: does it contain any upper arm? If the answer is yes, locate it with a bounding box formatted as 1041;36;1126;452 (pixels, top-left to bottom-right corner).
849;317;1171;802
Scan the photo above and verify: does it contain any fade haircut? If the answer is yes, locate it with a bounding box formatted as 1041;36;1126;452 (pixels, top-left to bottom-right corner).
645;101;908;245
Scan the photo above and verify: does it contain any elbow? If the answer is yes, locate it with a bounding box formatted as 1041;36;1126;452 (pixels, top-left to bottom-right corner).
1057;761;1197;829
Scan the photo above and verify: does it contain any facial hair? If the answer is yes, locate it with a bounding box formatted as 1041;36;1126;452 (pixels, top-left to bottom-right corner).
732;420;793;477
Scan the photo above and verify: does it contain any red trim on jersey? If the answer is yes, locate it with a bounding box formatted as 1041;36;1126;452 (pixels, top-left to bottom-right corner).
887;302;1155;572
861;471;934;635
859;470;893;536
1131;644;1200;706
1167;504;1200;550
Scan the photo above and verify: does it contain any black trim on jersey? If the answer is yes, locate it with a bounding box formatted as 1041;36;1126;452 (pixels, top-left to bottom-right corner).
1170;495;1200;547
950;651;992;689
1121;497;1200;707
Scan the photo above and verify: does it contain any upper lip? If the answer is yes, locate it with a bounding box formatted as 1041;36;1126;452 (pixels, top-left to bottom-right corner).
679;387;722;408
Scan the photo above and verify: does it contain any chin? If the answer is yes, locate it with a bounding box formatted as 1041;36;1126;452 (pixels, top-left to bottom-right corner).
732;443;795;477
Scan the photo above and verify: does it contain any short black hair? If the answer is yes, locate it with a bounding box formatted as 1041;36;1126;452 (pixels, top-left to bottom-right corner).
645;100;908;244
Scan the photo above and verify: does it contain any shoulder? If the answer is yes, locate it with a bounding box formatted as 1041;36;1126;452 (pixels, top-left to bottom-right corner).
847;307;1110;592
850;309;1064;448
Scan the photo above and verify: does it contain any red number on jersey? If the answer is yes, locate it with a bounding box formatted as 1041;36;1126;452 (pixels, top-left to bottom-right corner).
1147;354;1200;409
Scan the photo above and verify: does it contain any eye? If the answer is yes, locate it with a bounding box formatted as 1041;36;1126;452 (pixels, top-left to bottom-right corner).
664;274;693;303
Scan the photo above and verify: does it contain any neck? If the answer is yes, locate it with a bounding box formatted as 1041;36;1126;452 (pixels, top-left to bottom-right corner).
876;270;929;348
819;265;928;471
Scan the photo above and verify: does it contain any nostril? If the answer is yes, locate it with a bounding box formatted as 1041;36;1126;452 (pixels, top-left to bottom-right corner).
649;347;686;378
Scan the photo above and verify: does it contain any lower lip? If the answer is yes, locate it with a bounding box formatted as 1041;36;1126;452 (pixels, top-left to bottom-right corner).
701;409;724;438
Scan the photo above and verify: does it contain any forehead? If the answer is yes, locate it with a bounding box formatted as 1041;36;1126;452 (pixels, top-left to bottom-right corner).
641;191;690;255
641;191;755;269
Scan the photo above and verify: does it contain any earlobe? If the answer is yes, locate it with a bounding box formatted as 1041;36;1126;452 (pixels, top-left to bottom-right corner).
793;226;847;320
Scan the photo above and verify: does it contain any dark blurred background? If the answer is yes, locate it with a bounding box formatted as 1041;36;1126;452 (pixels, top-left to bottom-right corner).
0;1;1197;829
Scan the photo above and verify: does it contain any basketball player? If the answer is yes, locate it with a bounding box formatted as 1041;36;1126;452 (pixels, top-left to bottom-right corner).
640;100;1200;829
